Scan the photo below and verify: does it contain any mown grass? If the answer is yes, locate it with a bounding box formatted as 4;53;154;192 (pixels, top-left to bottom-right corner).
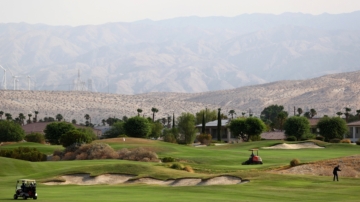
1;138;360;201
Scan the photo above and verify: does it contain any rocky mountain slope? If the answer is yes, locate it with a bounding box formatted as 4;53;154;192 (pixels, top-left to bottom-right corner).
1;12;360;94
1;70;359;124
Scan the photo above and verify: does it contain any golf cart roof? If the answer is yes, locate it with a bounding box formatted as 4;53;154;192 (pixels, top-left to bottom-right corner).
17;179;36;183
249;149;259;151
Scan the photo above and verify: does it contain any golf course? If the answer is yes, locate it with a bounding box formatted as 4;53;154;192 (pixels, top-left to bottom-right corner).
1;138;359;202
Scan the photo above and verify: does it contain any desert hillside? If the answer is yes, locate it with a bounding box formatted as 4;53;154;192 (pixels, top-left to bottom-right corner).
1;70;360;124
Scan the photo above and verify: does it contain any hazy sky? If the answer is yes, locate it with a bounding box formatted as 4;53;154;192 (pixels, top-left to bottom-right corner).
1;0;359;26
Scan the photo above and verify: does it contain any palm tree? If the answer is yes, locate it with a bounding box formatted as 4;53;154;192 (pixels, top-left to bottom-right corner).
84;114;91;124
297;108;303;116
167;116;172;128
18;113;26;125
161;118;167;126
241;112;246;117
137;108;143;116
102;119;106;126
151;107;159;122
34;111;39;122
72;119;77;124
27;114;32;124
14;117;22;125
309;109;317;118
0;111;3;120
356;110;360;120
56;114;63;121
344;107;351;122
336;112;343;117
304;112;311;118
228;110;236;119
5;113;12;120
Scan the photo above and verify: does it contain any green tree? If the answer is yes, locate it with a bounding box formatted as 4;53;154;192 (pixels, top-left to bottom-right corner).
344;107;351;122
317;117;348;141
101;119;106;126
149;121;163;139
137;108;143;116
0;111;3;120
336;112;343;117
124;116;151;138
228;109;236;119
310;108;317;118
241;112;246;117
356;110;360;120
59;129;93;147
229;118;247;141
245;117;266;141
56;114;63;121
0;121;25;142
5;113;12;121
84;114;91;125
104;121;125;138
151;107;159;122
261;105;287;128
72;119;77;124
177;112;197;144
304;112;311;118
217;108;221;141
27;113;32;124
18;113;26;125
297;108;303;116
201;110;206;134
277;111;288;131
34;111;39;122
195;109;217;125
25;132;45;144
283;116;310;140
44;122;76;144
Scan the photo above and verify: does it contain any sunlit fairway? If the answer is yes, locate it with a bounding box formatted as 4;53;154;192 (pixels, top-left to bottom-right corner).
1;138;359;201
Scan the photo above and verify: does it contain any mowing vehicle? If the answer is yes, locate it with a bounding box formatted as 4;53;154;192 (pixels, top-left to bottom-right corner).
14;179;37;200
242;149;263;165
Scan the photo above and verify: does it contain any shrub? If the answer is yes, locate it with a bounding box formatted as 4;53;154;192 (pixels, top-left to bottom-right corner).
197;134;212;145
290;159;300;167
340;139;351;144
59;130;93;147
249;135;261;141
301;133;316;140
25;132;45;144
170;163;184;170
329;138;341;143
118;147;159;162
161;157;176;162
163;133;177;143
184;165;194;173
286;136;297;141
356;139;360;145
53;143;119;160
0;147;47;162
315;136;325;141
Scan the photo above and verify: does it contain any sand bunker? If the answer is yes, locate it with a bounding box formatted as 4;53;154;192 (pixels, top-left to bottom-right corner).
43;174;245;186
263;142;324;149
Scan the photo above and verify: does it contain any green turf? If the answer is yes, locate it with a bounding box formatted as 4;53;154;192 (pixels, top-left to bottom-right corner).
1;139;359;201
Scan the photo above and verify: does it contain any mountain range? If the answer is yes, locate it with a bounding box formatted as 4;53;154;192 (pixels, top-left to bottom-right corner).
1;12;360;94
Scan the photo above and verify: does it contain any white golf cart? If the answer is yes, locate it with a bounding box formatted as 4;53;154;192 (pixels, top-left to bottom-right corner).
14;179;38;200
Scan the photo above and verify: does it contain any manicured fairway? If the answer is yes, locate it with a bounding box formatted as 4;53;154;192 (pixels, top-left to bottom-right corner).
1;139;360;201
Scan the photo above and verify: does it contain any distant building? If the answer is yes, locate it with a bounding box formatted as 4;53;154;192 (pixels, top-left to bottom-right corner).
346;121;360;142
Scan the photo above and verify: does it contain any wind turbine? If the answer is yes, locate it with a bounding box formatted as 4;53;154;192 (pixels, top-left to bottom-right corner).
0;65;6;90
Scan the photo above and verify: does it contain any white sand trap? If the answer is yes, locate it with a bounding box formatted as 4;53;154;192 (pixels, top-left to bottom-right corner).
263;142;324;149
43;174;134;185
44;174;243;186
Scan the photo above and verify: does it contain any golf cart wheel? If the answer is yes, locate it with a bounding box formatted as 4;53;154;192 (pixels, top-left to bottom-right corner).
33;196;37;200
14;194;18;199
23;196;27;200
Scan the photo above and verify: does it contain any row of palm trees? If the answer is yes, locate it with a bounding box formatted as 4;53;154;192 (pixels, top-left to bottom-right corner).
137;107;159;122
0;111;39;125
